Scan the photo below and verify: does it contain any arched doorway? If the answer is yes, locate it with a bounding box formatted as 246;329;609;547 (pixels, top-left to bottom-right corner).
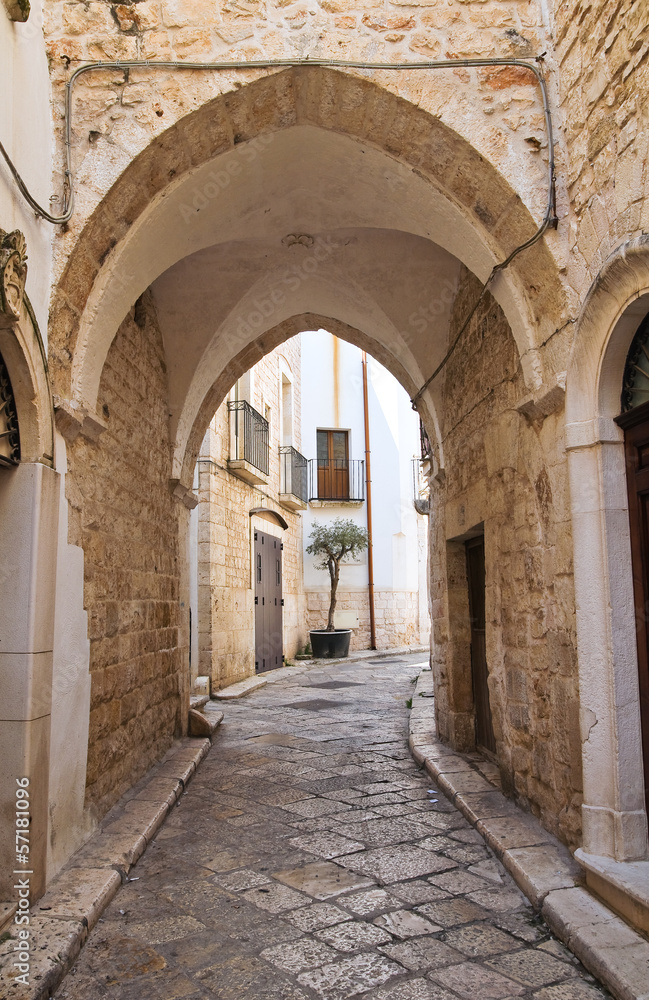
566;238;649;865
615;314;649;822
0;236;57;901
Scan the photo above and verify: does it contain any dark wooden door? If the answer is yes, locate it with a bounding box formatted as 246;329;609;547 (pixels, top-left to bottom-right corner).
616;401;649;817
466;536;496;753
254;529;283;673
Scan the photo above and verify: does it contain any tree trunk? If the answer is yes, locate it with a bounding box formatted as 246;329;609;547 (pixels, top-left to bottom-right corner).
327;558;340;631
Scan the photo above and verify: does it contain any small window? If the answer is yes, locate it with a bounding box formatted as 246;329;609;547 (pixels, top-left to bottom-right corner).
316;429;350;499
281;375;293;446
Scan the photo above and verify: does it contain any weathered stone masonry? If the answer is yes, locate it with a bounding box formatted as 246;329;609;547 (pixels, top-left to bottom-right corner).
65;293;183;818
432;269;582;848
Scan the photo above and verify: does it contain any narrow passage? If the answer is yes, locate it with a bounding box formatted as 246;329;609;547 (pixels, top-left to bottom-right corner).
56;654;608;1000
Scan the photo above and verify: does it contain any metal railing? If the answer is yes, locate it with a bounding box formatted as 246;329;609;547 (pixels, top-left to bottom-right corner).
280;446;308;502
227;399;269;475
308;459;365;502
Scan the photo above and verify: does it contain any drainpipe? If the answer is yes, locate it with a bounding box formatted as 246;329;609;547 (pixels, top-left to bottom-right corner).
361;352;376;650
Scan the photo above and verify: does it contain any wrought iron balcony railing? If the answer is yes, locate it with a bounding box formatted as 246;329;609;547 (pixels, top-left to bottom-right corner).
227;399;269;475
308;458;365;502
280;446;308;502
412;457;430;515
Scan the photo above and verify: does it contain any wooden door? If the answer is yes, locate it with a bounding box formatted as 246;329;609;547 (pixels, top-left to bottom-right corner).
317;430;349;499
254;529;283;673
466;536;496;753
616;401;649;817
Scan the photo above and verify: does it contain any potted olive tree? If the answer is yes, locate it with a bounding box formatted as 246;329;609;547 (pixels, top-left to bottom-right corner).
306;517;369;658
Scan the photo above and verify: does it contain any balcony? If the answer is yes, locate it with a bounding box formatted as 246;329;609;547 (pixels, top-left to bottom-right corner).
279;446;308;511
412;457;430;515
227;399;269;485
308;459;365;505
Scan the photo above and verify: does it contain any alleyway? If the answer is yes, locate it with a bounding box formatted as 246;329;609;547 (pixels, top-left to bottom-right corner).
55;655;607;1000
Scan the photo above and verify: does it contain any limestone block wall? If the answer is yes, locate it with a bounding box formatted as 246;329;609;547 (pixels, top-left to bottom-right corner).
433;268;582;848
307;586;426;652
552;0;649;294
64;292;182;818
197;341;306;689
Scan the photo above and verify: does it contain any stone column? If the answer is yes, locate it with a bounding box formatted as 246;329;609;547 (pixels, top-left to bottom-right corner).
567;422;648;861
0;462;59;900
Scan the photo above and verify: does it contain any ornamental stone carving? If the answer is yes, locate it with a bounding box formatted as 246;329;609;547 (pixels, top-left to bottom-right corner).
0;230;28;328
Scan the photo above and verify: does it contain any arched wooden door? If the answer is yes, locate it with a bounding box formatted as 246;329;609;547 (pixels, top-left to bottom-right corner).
616;399;649;819
616;314;649;818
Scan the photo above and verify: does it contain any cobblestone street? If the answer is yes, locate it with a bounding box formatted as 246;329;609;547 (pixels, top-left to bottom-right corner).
55;655;608;1000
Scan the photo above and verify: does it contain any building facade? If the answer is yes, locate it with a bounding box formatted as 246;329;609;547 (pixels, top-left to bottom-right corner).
301;329;430;652
0;0;648;939
193;340;307;691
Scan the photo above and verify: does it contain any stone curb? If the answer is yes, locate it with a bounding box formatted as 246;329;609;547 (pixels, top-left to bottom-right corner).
285;644;429;671
0;737;211;1000
409;671;649;1000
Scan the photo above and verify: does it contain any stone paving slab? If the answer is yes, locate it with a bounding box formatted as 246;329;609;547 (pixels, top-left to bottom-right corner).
0;737;210;1000
17;653;611;1000
2;653;638;1000
409;671;649;1000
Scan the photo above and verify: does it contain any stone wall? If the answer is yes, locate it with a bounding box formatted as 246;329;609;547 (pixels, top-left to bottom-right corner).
432;268;582;848
307;586;426;652
553;0;649;294
65;292;183;819
197;340;306;689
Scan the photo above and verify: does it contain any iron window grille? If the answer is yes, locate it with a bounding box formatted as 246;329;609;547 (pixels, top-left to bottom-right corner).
0;352;20;467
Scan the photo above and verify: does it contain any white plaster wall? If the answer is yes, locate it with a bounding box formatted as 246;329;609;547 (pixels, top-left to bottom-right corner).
301;329;426;623
47;432;92;878
0;1;53;334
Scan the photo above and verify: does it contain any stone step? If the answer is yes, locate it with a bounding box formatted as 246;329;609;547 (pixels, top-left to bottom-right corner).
212;675;268;700
188;708;224;738
575;849;649;938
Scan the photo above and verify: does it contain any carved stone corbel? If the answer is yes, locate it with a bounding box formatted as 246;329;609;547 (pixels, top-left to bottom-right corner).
0;230;28;328
53;396;107;444
3;0;30;22
516;372;567;422
169;479;199;510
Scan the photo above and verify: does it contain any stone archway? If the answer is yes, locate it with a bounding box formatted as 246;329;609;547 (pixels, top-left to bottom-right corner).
47;65;574;852
50;68;566;456
566;235;649;863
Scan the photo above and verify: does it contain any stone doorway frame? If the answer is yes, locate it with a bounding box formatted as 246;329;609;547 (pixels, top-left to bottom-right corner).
0;269;58;901
566;236;649;863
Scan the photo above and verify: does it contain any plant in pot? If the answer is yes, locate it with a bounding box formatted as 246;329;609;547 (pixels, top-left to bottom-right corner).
306;517;369;658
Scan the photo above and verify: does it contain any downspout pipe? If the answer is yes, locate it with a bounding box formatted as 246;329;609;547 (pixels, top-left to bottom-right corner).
361;351;376;650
